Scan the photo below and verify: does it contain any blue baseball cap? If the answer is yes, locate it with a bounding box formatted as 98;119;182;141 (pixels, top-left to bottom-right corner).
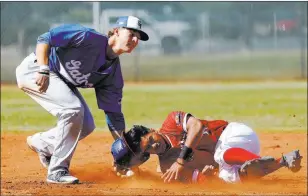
113;16;149;41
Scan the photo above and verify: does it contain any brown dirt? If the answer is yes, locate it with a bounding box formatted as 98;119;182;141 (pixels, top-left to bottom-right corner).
1;132;307;195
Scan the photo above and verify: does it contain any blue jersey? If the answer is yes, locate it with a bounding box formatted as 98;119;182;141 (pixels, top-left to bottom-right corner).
37;24;123;113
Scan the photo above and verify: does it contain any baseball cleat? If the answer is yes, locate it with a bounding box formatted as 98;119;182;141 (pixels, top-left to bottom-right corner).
26;136;51;168
280;150;302;172
47;170;79;184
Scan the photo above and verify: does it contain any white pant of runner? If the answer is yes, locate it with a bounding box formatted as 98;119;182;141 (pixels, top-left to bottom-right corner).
214;122;260;183
16;53;95;175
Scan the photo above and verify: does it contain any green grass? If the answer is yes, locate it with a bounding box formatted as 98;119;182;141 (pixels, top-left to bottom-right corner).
1;50;306;83
1;81;306;133
120;50;305;81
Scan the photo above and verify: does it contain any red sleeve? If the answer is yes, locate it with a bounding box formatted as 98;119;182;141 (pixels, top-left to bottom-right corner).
200;120;228;142
159;111;192;147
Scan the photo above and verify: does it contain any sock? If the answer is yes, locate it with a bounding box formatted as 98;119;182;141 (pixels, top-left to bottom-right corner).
223;148;261;165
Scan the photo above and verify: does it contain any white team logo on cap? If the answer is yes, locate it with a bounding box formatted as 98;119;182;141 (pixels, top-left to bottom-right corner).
127;16;141;30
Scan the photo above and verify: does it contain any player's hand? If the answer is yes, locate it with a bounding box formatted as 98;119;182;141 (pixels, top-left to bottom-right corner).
161;159;184;183
35;72;50;93
201;165;217;177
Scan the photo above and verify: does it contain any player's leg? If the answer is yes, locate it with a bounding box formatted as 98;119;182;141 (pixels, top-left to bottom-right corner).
214;122;302;182
31;90;95;149
222;147;285;178
223;147;260;165
16;54;83;183
19;76;83;183
213;122;262;182
223;146;284;180
220;123;302;174
240;149;302;179
74;89;96;141
27;88;96;167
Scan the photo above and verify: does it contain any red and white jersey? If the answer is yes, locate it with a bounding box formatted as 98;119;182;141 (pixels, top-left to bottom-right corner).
158;111;228;149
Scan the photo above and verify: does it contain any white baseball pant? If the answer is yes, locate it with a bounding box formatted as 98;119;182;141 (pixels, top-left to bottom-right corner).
214;122;260;183
16;53;95;175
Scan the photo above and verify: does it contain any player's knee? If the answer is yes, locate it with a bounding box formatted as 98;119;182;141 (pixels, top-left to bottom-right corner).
16;81;25;90
16;79;30;91
213;144;225;164
74;105;85;120
16;77;23;89
16;67;25;89
218;166;241;183
79;123;95;141
82;118;96;137
61;105;85;123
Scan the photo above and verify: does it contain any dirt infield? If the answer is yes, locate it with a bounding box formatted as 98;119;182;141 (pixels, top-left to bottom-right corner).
1;132;307;195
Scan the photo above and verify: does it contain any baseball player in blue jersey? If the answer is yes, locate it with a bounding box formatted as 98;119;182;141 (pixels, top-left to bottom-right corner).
15;16;149;184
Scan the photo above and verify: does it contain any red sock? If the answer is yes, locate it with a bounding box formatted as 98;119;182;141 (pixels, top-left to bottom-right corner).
223;148;261;165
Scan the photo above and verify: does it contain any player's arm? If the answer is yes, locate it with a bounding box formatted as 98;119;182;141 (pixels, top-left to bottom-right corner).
36;43;49;66
35;35;51;93
34;24;90;93
162;113;205;183
37;24;90;49
177;116;204;164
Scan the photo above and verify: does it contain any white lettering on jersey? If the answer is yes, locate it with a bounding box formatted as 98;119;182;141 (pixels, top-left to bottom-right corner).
65;60;91;86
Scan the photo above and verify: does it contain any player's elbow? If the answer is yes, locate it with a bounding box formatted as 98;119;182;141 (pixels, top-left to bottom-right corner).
187;117;203;134
193;119;204;134
37;32;51;45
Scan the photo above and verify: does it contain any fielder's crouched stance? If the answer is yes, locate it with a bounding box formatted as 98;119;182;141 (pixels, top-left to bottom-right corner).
16;16;149;184
111;111;302;184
